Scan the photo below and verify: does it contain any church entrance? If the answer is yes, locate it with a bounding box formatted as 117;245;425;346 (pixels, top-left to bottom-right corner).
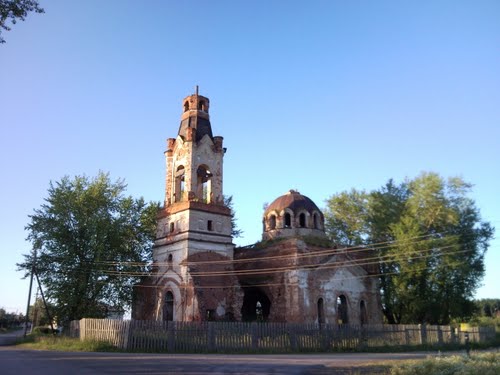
241;287;271;322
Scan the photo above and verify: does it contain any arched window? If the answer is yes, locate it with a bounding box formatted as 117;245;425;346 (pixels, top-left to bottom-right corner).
197;165;212;203
337;295;348;324
163;291;174;321
360;300;367;325
299;213;306;228
168;254;173;263
184;101;189;112
269;215;276;230
317;298;325;325
313;213;320;229
284;213;291;228
198;100;206;111
175;166;185;202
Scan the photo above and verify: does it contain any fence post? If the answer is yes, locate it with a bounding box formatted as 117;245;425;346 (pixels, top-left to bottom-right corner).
437;326;443;345
251;323;259;351
359;325;368;350
419;324;427;346
80;319;85;341
122;320;131;350
167;321;175;352
289;324;297;352
208;322;216;352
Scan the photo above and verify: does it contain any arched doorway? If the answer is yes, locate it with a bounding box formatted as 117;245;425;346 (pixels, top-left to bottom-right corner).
337;295;348;324
163;291;174;321
241;287;271;322
317;298;325;324
360;300;367;325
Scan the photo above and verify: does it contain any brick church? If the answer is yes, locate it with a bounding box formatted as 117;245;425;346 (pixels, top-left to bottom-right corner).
132;89;383;325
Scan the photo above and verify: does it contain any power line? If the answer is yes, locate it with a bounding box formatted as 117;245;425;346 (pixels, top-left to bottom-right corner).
42;231;453;268
42;242;479;281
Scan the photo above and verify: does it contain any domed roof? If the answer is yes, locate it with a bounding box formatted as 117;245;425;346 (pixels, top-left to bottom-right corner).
265;190;321;216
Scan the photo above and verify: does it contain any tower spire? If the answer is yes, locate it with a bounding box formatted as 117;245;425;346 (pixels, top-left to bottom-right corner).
195;85;199;95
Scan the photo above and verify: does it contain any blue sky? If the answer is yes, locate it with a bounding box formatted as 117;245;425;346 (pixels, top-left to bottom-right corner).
1;0;499;313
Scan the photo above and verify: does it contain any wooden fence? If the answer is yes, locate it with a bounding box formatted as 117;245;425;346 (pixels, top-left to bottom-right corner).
69;319;496;353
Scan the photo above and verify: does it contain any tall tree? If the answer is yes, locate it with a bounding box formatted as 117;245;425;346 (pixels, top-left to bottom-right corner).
0;0;44;43
18;172;158;323
224;195;243;238
324;172;493;324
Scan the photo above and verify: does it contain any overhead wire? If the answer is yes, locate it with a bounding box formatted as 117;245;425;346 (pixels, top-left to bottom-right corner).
43;240;479;280
47;231;453;269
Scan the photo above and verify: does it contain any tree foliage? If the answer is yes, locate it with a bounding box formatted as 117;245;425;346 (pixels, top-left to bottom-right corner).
18;172;159;323
324;172;493;324
224;195;243;238
29;297;54;327
0;308;24;328
0;0;44;43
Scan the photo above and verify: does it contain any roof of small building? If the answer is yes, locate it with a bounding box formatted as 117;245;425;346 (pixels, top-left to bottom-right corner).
264;190;322;216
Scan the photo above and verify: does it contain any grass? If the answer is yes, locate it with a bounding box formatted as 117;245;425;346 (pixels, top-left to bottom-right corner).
16;334;121;352
388;352;500;375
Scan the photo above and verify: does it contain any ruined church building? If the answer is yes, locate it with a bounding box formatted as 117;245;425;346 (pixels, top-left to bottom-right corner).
133;89;383;325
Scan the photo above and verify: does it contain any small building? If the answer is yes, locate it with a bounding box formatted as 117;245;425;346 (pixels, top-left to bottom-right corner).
132;90;383;325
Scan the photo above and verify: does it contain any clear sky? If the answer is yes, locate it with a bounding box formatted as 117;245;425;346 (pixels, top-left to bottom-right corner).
1;0;499;314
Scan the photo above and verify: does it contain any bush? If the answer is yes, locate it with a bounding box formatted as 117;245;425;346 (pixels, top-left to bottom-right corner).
32;326;56;335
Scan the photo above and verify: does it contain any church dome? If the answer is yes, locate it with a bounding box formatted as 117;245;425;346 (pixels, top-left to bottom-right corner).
262;190;326;241
265;190;320;216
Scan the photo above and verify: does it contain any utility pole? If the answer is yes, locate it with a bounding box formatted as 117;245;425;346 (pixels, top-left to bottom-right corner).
31;288;39;333
34;271;55;334
23;249;37;337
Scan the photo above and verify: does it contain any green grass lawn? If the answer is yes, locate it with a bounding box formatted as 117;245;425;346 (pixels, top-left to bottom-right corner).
16;334;120;352
389;352;500;375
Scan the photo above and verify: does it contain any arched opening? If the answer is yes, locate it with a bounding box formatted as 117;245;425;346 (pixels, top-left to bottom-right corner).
269;214;276;230
167;254;173;263
313;213;320;229
198;100;206;111
163;291;174;321
183;101;189;112
175;166;185;202
317;298;325;324
196;165;212;203
241;287;271;322
284;213;291;228
337;295;348;324
299;213;306;228
360;300;367;325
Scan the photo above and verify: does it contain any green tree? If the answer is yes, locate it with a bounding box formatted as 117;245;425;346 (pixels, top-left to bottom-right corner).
324;172;493;324
224;195;243;238
0;0;44;43
18;172;158;323
28;297;55;327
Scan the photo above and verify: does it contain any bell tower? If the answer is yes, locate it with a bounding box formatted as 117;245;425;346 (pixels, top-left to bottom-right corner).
143;88;239;322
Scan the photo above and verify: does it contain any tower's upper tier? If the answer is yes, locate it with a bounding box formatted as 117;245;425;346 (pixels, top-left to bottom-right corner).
177;91;213;142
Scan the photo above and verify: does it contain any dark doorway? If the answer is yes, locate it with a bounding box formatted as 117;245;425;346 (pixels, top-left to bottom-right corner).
163;291;174;321
241;287;271;322
317;298;325;324
360;300;367;325
337;295;348;324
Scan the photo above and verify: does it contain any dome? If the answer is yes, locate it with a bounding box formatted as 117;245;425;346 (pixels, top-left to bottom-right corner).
262;190;326;241
265;190;321;216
